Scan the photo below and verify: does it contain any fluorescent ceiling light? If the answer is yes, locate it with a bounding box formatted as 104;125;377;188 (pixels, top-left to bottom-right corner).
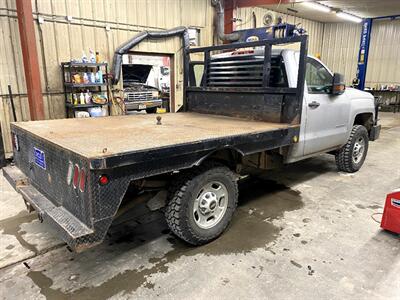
302;2;331;13
336;12;363;23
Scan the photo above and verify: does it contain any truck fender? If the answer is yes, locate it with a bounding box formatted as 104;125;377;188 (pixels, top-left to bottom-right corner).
349;109;375;135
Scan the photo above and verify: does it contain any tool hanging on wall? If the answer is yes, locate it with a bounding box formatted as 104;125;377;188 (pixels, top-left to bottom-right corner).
7;85;17;122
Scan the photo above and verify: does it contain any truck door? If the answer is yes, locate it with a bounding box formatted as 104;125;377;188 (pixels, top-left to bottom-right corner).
303;57;350;155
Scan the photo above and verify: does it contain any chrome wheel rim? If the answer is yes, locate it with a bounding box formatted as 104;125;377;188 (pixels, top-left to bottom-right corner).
352;136;365;164
193;181;228;229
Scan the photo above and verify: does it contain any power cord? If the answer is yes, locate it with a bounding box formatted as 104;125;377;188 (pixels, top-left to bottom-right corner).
371;212;383;224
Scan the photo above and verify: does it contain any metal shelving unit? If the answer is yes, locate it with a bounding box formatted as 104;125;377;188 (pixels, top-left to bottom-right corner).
61;62;110;118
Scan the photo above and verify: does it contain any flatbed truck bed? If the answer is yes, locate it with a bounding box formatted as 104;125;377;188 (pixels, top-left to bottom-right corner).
6;112;300;251
14;112;295;160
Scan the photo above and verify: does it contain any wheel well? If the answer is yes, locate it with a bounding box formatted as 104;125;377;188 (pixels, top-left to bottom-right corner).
196;148;243;169
354;113;373;132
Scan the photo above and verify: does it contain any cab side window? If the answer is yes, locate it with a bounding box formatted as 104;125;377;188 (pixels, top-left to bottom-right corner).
305;58;333;94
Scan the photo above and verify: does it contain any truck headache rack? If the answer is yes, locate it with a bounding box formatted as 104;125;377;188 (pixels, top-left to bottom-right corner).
185;35;308;124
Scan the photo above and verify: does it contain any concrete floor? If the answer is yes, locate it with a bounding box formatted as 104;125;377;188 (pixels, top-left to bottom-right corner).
0;112;399;299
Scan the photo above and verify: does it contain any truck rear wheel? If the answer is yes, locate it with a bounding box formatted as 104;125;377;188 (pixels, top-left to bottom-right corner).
165;165;238;245
335;125;369;173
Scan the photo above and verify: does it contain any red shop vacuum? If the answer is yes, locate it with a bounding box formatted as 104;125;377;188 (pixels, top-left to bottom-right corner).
381;190;400;234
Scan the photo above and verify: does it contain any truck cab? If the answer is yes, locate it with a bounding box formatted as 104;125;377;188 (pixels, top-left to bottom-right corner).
207;47;380;167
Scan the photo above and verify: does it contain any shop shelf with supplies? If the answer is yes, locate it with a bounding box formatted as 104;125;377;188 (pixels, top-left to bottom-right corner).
61;62;110;118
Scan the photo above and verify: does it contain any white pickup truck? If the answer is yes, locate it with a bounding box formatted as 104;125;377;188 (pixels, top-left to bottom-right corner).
273;48;380;170
4;35;380;251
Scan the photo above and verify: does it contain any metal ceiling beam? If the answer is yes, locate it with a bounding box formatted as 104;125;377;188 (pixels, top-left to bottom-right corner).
16;0;45;120
236;0;303;8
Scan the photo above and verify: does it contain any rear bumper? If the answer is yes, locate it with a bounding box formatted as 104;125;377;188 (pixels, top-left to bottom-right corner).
3;165;94;252
369;124;381;141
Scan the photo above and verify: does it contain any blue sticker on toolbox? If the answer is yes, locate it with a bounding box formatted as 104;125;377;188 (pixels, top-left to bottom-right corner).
34;147;46;170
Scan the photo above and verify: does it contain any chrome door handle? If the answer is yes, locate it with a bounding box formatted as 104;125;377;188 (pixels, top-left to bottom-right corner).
308;101;320;108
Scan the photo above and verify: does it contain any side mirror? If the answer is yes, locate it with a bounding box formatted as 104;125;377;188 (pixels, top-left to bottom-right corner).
332;73;345;95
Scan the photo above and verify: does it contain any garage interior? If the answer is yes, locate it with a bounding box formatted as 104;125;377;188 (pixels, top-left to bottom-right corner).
0;0;400;299
122;53;171;113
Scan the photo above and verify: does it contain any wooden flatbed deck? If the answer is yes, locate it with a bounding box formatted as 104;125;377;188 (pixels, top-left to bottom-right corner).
13;112;296;159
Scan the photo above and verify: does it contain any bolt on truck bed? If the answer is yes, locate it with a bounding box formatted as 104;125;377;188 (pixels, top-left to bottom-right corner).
4;35;308;251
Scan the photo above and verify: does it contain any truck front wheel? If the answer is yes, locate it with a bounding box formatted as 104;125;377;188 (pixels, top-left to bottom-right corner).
335;125;369;173
165;165;238;245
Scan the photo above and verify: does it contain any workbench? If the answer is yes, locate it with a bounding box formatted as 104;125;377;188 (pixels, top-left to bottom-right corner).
369;90;400;113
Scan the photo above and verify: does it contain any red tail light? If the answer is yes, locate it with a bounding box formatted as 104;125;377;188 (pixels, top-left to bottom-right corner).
72;165;80;188
79;169;86;192
99;175;109;186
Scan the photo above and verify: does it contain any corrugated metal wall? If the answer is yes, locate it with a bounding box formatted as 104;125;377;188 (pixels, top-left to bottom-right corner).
0;0;214;157
236;6;324;55
366;18;400;88
320;23;362;85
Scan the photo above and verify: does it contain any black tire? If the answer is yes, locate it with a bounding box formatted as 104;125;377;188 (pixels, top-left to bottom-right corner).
145;107;158;114
165;164;238;245
335;125;369;173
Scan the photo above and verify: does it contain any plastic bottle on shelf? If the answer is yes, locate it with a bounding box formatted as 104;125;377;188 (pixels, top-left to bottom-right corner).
97;70;103;83
95;71;100;83
73;93;78;105
85;91;92;104
96;51;100;63
80;92;85;105
82;51;88;63
83;72;89;84
89;48;96;63
90;72;96;83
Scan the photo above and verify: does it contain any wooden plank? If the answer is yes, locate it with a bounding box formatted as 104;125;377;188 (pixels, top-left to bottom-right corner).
91;0;107;61
0;0;8;9
0;16;19;95
42;95;50;120
65;0;83;61
0;96;12;157
0;17;9;95
126;0;138;30
34;22;48;94
16;96;30;121
35;0;52;15
38;21;60;92
14;112;293;158
5;0;15;10
8;16;26;95
116;0;128;46
50;95;66;119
